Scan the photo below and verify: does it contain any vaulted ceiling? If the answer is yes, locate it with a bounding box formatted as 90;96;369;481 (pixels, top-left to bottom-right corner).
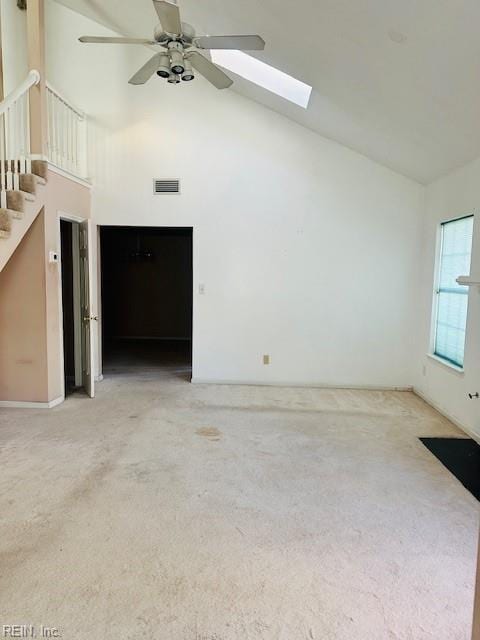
54;0;480;184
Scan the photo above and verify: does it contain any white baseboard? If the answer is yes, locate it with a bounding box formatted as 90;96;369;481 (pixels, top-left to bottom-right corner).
191;378;413;392
413;388;480;444
0;396;64;409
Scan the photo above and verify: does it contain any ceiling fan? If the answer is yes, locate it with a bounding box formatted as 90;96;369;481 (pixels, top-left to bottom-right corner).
79;0;265;89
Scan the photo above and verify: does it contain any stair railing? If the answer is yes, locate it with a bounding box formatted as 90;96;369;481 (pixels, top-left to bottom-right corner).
0;70;41;208
46;83;88;179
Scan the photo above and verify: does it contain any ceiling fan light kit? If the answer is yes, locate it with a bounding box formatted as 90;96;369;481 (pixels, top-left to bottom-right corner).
156;53;171;78
182;58;195;82
79;0;265;90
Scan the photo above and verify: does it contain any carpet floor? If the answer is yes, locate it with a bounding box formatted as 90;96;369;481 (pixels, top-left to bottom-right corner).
0;369;478;639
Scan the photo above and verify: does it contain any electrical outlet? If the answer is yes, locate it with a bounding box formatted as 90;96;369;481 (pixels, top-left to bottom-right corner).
263;355;270;365
422;365;427;376
198;284;205;295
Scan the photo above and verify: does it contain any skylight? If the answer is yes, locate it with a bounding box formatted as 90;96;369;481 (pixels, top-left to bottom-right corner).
210;50;312;109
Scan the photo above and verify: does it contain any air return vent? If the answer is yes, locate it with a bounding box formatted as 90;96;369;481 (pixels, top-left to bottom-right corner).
153;179;180;194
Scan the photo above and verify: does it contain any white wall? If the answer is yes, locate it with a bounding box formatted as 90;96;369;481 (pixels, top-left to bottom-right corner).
45;0;136;189
0;0;28;95
45;0;132;127
414;158;480;440
91;74;424;389
44;0;140;385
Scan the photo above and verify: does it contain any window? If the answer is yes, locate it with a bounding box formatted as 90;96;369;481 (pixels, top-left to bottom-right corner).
210;50;312;109
433;215;474;368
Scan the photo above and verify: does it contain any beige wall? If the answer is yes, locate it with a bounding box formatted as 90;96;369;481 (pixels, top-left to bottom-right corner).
0;210;48;402
0;171;91;404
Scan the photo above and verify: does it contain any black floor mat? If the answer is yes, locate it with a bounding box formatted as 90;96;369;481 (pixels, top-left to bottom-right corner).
420;437;480;501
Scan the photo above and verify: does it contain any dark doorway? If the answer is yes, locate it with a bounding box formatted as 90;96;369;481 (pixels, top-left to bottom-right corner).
420;437;480;501
60;219;76;395
100;227;193;379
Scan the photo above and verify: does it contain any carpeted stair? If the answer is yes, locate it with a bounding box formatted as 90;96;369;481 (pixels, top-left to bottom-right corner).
0;160;48;240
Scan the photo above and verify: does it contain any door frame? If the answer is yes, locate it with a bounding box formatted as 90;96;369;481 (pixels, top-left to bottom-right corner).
79;219;95;397
97;225;193;379
96;224;103;381
57;211;89;399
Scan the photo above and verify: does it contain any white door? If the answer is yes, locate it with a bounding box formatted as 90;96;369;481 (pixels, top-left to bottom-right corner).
79;220;95;398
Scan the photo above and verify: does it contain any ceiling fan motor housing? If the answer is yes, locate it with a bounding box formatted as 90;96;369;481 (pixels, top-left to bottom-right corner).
154;22;195;45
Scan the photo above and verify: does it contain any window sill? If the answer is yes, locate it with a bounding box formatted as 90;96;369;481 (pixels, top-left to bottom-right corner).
427;353;465;375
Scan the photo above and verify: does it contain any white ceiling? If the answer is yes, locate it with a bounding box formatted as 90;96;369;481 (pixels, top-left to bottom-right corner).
54;0;480;183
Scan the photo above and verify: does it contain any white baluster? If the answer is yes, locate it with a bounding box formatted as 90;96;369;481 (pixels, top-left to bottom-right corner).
62;99;66;168
81;116;88;178
19;93;26;175
54;94;59;166
0;113;6;207
25;92;32;174
13;102;19;191
57;95;62;166
60;97;64;167
46;88;51;162
51;90;57;165
50;92;55;164
72;111;76;173
73;114;78;175
67;106;72;172
5;108;13;191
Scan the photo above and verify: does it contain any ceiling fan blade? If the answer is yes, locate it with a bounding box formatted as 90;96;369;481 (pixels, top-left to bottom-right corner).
188;52;233;89
194;35;265;50
79;36;155;45
129;53;161;85
152;1;182;35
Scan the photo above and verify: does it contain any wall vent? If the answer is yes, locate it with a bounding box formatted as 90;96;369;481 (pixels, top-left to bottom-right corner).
153;179;180;194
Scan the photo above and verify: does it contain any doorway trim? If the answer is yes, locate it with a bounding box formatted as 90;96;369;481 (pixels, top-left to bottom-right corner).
98;225;193;380
57;210;87;400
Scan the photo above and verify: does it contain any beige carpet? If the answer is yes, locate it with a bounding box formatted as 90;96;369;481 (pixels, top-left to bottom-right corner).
0;372;477;639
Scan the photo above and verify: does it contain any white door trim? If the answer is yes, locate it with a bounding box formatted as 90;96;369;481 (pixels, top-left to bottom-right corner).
59;211;87;224
57;211;88;398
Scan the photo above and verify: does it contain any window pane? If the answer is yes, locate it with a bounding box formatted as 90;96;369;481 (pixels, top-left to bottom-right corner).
438;217;474;290
435;291;468;366
434;215;474;367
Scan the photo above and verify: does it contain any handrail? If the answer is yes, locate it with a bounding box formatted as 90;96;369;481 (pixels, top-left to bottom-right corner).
0;70;40;117
46;81;85;120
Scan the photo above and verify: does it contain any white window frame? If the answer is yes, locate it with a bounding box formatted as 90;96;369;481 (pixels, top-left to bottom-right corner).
430;213;474;371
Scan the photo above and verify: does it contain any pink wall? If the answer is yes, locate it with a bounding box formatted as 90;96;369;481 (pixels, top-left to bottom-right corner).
0;210;48;402
0;169;91;404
